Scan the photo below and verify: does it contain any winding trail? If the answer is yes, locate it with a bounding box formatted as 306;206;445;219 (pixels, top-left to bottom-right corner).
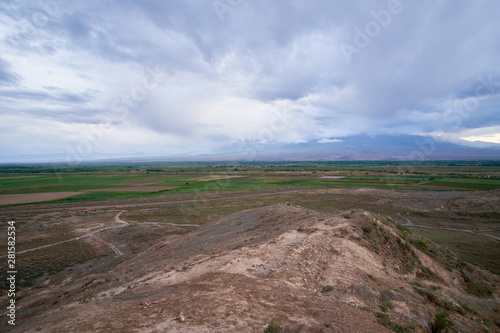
6;211;198;257
397;212;500;241
397;212;413;226
11;211;129;256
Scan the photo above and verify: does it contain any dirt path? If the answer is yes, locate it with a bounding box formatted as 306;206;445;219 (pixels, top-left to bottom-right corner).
4;211;201;257
97;238;123;256
5;212;130;256
398;212;500;241
397;212;413;226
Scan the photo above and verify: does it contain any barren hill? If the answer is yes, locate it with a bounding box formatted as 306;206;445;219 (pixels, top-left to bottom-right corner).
8;205;500;332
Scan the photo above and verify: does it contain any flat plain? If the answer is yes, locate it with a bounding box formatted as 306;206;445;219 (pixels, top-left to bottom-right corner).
0;161;499;331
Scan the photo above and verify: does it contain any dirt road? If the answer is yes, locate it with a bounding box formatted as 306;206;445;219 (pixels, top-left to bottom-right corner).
398;212;500;241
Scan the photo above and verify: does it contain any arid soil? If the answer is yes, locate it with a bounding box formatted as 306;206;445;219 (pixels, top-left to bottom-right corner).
4;204;499;332
0;192;82;205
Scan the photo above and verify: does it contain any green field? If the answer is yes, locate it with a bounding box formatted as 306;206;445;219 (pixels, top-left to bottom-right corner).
1;161;500;205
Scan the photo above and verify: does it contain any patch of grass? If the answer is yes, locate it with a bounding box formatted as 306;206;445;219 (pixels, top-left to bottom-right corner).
426;178;500;190
465;281;494;297
396;224;411;233
80;291;95;303
475;318;495;330
392;323;415;333
263;321;280;333
368;274;377;281
376;312;392;326
322;285;334;292
414;287;441;306
417;266;440;281
380;301;395;312
459;302;476;314
409;281;424;288
413;229;499;275
441;299;455;311
411;238;429;252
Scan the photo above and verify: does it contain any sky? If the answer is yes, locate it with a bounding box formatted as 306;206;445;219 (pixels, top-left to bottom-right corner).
1;0;500;161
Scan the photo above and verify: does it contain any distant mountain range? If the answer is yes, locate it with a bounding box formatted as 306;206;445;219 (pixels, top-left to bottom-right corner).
154;134;500;162
2;135;500;163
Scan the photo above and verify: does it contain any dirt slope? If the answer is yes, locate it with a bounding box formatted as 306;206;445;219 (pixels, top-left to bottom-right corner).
6;204;499;332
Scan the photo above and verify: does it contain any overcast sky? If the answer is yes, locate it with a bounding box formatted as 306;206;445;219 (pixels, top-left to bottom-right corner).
1;0;500;160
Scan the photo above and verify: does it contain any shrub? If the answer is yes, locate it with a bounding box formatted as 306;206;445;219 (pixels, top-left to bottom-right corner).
376;312;392;326
264;321;280;333
432;310;454;333
322;285;334;292
362;225;373;234
393;323;415;333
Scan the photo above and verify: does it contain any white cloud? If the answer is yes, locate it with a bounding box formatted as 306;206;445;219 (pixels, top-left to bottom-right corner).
459;126;500;144
318;138;343;143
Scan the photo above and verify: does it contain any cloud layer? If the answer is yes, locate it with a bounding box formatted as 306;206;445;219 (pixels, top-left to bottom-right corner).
1;0;499;160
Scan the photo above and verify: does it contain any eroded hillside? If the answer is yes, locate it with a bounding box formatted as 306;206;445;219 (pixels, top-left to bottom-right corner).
5;204;500;332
